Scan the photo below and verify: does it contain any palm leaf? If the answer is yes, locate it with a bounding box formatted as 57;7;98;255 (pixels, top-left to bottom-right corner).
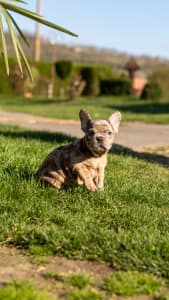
2;7;33;80
0;1;78;37
7;11;29;46
17;40;33;81
0;0;78;79
7;1;26;3
0;14;9;74
1;5;23;75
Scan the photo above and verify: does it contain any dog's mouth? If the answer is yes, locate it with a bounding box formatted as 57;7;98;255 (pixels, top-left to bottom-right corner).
94;144;108;154
100;145;107;151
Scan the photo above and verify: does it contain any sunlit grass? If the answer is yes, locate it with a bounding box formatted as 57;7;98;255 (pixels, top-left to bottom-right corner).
0;125;169;281
0;95;169;123
0;281;55;300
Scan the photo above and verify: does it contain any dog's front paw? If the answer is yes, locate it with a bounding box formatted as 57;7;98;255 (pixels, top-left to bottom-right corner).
86;184;97;192
97;186;104;192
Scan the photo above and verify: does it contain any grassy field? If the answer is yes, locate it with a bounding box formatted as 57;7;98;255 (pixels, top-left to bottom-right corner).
0;272;164;300
0;95;169;123
0;124;169;285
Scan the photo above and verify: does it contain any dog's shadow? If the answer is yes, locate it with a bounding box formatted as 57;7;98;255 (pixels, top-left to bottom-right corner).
0;128;168;183
111;143;169;168
0;128;74;143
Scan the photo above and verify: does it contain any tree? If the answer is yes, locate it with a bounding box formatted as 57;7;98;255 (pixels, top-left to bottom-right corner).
125;57;139;95
0;0;77;79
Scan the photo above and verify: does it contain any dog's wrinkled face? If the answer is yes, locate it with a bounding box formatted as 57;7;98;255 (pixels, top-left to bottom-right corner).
79;110;121;155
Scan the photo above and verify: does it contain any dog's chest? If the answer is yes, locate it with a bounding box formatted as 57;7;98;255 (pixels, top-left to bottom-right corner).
83;155;107;176
75;157;105;186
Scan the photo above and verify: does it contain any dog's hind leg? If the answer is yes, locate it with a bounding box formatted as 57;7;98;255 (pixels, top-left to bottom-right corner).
40;176;62;189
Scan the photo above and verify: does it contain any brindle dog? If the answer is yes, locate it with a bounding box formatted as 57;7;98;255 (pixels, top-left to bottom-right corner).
36;110;121;192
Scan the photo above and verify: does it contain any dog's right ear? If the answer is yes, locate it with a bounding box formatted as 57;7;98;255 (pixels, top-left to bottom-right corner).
79;109;93;133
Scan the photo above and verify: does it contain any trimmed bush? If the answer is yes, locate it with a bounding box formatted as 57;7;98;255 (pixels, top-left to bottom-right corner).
141;82;162;100
0;57;16;95
149;68;169;99
91;64;113;80
80;67;99;96
54;60;73;97
35;61;51;78
55;60;72;80
100;78;131;96
74;63;113;79
0;58;114;98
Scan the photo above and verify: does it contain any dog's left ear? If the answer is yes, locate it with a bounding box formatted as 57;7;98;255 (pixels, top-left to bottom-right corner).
108;111;121;133
79;109;93;133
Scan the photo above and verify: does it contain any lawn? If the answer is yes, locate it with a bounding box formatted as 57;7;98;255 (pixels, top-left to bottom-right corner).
0;95;169;123
0;124;169;283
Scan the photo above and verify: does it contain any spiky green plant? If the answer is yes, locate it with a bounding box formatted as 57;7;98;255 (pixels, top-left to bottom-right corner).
0;0;77;79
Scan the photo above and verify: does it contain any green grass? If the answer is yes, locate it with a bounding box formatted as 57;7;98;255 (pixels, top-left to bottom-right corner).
42;271;163;298
0;125;169;281
157;294;169;300
67;289;102;300
42;271;61;281
66;275;93;289
0;95;169;123
0;281;55;300
104;271;163;296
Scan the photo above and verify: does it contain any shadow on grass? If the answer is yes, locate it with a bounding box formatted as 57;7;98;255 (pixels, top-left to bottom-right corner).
0;128;168;169
111;144;169;168
107;102;169;115
34;98;71;105
22;98;65;106
0;128;74;143
11;98;69;106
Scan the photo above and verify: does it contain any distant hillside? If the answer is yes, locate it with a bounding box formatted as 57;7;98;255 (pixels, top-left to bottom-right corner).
5;33;169;76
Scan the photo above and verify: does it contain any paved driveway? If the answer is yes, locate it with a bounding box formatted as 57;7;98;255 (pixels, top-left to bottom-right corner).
0;111;168;149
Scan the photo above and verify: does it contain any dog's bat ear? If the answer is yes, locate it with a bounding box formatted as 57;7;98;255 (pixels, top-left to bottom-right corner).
79;109;93;133
108;111;121;133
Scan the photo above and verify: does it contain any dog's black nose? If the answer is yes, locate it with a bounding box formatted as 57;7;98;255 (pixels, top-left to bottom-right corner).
96;136;103;143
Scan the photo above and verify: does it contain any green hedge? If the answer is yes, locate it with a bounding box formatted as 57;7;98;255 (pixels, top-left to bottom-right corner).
0;57;15;95
75;64;113;96
149;68;169;99
100;78;131;95
0;58;52;96
55;60;72;80
141;82;162;100
34;61;51;78
80;67;98;96
0;58;115;97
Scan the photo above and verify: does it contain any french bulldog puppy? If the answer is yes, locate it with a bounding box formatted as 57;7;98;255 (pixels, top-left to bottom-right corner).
36;109;121;192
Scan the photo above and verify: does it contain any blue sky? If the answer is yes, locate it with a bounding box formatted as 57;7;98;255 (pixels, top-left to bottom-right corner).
12;0;169;58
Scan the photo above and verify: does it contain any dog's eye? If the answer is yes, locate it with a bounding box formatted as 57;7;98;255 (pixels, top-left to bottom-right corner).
89;130;95;136
107;131;112;135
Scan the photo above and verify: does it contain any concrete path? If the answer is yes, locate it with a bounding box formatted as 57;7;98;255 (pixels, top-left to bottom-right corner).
0;111;168;149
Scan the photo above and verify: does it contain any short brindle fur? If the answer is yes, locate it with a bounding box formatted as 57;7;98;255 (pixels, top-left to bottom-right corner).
36;109;121;192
